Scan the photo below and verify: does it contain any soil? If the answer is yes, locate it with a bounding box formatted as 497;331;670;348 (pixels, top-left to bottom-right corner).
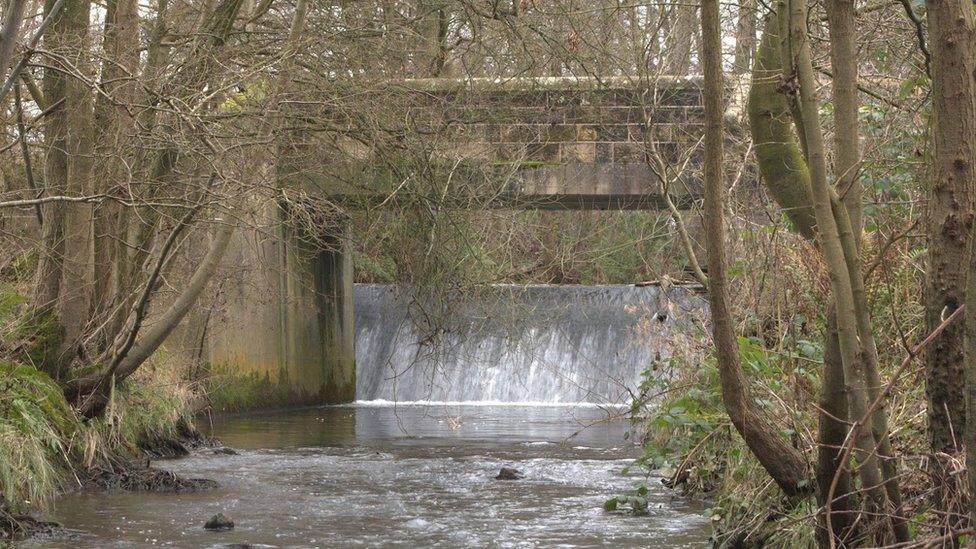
0;501;65;542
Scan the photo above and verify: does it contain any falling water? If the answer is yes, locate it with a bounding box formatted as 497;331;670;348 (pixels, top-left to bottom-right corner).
355;283;707;404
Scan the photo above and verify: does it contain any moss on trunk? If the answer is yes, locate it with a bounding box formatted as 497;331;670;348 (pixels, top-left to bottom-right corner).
747;14;817;240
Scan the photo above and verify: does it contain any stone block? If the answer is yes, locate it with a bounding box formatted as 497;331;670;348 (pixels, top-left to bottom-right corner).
544;124;577;143
562;142;596;163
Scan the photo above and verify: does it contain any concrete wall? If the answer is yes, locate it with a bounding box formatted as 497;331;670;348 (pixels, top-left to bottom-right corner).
204;206;355;411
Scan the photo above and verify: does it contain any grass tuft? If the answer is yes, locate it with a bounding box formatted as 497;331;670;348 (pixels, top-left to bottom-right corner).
0;362;80;510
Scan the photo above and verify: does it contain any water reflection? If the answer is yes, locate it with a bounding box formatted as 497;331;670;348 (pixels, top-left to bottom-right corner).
39;405;710;548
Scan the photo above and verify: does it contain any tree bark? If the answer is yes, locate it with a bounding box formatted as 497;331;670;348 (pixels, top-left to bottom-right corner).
826;1;909;542
816;309;856;546
0;0;28;77
33;0;93;379
783;0;890;536
733;0;756;75
701;0;810;499
90;0;140;346
924;0;975;460
925;0;976;535
825;0;861;243
664;1;697;75
747;14;817;240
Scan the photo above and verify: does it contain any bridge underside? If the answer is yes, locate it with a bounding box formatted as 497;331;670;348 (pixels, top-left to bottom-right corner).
291;162;700;212
205;76;711;410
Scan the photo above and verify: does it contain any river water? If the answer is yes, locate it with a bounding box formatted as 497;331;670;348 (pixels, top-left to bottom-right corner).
39;284;710;547
41;404;709;548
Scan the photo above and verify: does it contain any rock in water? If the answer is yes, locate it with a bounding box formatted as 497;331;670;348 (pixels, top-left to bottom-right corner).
204;513;235;531
494;467;523;480
213;447;239;455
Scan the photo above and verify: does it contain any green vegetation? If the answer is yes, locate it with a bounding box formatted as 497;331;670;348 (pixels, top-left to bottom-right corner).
0;284;199;514
604;485;652;516
0;361;80;509
206;369;281;412
628;225;931;544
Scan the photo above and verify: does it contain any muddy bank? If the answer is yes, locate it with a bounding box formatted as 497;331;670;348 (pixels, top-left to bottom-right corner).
0;501;63;542
85;461;219;493
1;427;227;543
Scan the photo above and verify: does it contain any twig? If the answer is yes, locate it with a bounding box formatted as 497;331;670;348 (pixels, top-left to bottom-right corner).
825;305;965;545
0;0;66;103
897;0;931;77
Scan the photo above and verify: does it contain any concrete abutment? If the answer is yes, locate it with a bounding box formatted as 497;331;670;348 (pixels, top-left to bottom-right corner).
204;208;355;411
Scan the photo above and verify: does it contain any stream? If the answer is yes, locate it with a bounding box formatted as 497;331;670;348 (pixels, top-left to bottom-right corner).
37;284;710;547
39;403;710;547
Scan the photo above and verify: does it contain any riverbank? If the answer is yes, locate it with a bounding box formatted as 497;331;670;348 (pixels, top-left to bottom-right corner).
0;356;215;542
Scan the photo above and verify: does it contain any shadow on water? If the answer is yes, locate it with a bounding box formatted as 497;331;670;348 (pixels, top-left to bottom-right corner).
37;404;711;548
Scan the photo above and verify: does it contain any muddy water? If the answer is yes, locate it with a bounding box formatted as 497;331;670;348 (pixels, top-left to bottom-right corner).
40;404;710;548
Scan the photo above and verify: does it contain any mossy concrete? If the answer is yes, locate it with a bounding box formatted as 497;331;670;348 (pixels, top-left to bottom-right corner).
205;207;355;411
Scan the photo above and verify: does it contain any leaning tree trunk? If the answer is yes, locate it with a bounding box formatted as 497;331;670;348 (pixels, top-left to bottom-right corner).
701;0;810;500
0;0;28;78
73;218;236;417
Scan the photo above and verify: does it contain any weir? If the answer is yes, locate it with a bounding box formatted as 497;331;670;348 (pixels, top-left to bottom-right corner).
203;76;723;409
355;284;706;404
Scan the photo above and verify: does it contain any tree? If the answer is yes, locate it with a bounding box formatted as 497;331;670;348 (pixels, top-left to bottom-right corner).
926;0;976;536
748;2;909;542
701;0;810;499
924;0;975;462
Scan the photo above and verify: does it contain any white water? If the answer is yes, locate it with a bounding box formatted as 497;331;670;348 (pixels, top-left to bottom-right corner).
355;284;707;404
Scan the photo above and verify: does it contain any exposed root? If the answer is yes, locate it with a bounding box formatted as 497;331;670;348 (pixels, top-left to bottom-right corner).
0;500;64;542
138;419;220;459
86;459;218;493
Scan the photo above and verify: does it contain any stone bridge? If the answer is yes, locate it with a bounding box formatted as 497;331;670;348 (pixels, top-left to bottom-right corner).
202;76;723;410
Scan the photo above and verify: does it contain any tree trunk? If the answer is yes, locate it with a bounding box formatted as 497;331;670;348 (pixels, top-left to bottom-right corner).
701;0;810;499
825;0;861;242
732;0;756;75
816;309;856;546
783;0;890;537
664;1;697;75
924;0;976;457
826;1;909;542
747;14;817;240
33;0;94;379
926;0;976;535
0;0;28;77
49;0;95;371
90;0;140;348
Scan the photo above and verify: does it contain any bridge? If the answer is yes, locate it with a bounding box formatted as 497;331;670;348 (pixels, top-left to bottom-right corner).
201;76;721;409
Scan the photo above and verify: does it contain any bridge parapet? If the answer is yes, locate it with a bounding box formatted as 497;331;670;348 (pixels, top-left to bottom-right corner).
280;76;721;210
